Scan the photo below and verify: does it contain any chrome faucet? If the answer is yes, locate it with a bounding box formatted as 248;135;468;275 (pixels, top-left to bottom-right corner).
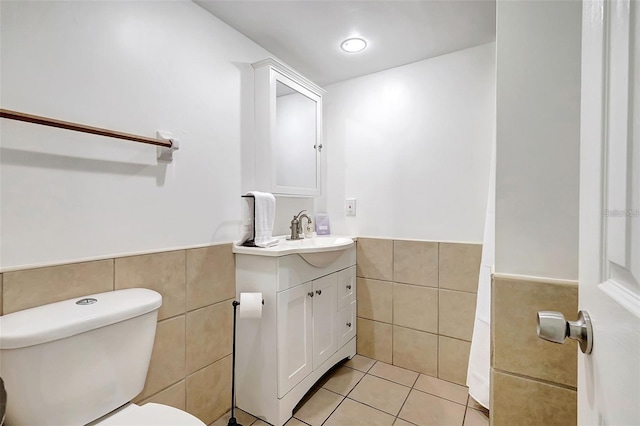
290;210;313;240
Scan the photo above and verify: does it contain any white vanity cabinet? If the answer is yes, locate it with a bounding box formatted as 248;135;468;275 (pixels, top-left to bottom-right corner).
253;58;325;197
235;247;356;426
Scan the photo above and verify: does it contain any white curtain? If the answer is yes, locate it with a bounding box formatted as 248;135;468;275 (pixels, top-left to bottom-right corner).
466;138;495;409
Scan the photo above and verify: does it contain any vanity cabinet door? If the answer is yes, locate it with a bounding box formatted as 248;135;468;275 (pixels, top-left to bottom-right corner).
277;281;313;398
337;301;357;349
312;274;337;370
337;266;356;310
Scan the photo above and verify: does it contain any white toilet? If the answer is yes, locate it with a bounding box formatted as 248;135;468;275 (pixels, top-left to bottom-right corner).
0;288;206;426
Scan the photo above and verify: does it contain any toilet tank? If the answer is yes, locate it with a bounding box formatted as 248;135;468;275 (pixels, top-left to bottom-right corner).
0;288;162;426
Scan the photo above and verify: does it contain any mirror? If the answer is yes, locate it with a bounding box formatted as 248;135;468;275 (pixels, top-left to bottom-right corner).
275;80;318;190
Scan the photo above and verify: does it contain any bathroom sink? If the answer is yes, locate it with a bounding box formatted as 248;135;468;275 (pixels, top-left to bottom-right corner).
233;235;355;267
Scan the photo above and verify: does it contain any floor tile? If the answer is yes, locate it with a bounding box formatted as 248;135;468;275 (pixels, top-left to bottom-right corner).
251;421;270;426
322;366;365;396
369;362;419;387
466;396;488;414
285;418;310;426
413;374;469;404
464;407;490;426
292;388;343;426
209;408;256;426
344;354;376;372
393;418;417;426
399;389;466;426
323;398;395;426
348;374;411;416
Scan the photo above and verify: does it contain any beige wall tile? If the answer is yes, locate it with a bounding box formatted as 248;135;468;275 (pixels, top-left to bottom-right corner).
439;289;477;341
186;300;233;374
186;244;235;312
186;354;232;425
393;284;438;333
393;240;438;287
491;370;577;426
357;278;392;323
357;318;393;363
439;243;482;293
0;274;3;315
135;316;186;401
438;336;471;385
493;278;578;387
3;260;113;314
392;326;437;376
140;380;186;411
115;250;186;320
357;238;393;281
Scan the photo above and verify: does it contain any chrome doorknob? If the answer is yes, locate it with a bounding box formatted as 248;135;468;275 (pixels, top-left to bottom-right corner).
537;310;593;354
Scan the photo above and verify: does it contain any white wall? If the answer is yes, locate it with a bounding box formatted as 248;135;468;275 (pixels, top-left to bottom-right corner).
494;1;581;281
0;1;284;269
320;43;496;243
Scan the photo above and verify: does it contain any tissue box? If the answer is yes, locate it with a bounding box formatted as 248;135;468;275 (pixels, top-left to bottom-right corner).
315;214;330;235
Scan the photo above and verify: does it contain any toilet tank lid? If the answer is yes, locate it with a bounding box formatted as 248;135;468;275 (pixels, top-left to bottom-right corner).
0;288;162;350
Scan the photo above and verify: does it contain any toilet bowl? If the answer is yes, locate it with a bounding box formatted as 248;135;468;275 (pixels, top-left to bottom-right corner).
0;288;206;426
90;403;204;426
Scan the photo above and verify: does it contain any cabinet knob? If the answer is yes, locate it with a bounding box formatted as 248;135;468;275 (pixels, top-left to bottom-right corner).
346;284;352;290
316;290;322;295
308;292;314;298
346;322;352;327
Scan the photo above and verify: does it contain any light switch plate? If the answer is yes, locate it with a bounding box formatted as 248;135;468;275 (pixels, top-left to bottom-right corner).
346;198;356;216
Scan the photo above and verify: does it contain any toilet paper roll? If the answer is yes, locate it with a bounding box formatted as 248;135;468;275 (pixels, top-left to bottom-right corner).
239;292;263;319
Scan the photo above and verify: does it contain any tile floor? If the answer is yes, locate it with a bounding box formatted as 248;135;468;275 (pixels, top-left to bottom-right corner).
212;355;490;426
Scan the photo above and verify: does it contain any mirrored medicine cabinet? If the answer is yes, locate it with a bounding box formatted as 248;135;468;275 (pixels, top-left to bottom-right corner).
253;58;325;197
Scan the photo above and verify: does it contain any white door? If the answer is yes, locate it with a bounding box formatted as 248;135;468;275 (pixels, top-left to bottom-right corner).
579;1;640;424
277;281;313;398
312;273;337;369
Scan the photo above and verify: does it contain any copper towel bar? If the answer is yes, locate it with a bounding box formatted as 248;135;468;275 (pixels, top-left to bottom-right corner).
0;108;172;148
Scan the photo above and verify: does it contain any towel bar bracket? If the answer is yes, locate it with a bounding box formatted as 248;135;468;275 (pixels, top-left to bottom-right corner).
156;130;179;162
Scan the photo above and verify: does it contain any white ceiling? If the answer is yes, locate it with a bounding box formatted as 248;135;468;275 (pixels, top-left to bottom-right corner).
195;0;496;87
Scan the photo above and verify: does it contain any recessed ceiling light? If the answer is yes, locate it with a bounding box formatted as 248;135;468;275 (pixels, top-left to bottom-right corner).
340;37;367;53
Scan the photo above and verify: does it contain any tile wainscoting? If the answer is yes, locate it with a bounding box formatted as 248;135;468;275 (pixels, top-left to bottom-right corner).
0;243;236;425
2;238;578;425
355;237;482;386
491;275;578;426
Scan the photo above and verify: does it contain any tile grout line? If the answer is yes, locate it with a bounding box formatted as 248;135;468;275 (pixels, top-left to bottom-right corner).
314;361;372;426
324;366;405;423
351;369;409;420
436;242;440;380
410;386;468;407
317;391;347;426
